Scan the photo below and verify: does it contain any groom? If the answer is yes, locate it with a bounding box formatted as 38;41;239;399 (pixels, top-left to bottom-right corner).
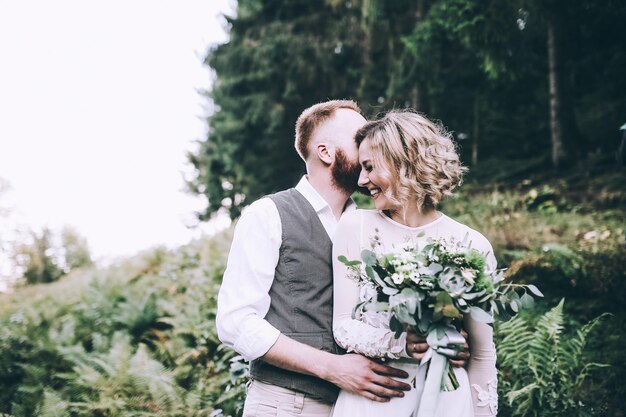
216;100;464;416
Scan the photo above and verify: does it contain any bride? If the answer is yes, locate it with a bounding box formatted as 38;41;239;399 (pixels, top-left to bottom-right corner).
331;110;498;417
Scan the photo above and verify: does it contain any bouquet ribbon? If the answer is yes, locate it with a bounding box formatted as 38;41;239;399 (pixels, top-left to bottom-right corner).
414;327;465;417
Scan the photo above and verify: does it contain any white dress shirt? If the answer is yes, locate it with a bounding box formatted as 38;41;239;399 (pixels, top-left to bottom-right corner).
216;176;356;361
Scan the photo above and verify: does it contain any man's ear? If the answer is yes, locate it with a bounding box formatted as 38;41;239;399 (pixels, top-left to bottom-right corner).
315;142;333;165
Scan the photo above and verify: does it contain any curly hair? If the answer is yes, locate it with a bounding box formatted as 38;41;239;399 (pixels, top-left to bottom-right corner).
294;99;362;161
355;110;467;211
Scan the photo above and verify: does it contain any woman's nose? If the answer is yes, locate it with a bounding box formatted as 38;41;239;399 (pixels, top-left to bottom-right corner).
357;169;369;187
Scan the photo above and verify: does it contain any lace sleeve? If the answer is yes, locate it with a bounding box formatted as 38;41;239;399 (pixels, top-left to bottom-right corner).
465;313;498;416
332;211;409;360
333;298;409;359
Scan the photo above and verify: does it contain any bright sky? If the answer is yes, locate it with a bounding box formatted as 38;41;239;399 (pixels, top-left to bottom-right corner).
0;0;234;268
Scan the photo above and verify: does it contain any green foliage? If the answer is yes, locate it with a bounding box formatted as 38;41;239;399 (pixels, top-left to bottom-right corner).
497;299;609;417
1;171;624;416
189;0;626;217
13;228;64;285
188;0;365;219
0;231;243;417
60;227;93;272
5;226;93;288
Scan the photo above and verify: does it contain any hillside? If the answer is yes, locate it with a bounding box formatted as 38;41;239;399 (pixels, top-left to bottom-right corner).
1;162;624;417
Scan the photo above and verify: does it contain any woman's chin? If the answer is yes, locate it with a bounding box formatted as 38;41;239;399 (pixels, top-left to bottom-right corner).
373;197;389;211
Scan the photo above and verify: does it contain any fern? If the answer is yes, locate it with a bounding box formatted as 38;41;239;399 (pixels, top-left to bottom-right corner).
38;391;69;417
496;299;609;417
0;230;244;417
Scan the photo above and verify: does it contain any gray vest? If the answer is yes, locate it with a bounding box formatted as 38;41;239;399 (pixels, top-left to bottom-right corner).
249;188;344;403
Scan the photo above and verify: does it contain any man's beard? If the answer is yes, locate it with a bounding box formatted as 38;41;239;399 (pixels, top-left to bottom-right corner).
331;148;362;194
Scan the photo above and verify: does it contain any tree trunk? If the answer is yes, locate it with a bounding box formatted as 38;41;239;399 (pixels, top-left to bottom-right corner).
472;95;480;166
547;19;565;167
547;14;580;168
411;0;428;111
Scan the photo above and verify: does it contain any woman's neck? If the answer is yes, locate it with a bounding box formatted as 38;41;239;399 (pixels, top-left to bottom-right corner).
388;203;440;228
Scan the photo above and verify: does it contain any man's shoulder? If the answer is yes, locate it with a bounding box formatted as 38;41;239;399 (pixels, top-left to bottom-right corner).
244;187;295;211
240;196;279;219
264;188;299;204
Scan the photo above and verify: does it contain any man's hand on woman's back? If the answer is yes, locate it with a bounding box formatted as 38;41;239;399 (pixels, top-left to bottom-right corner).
323;354;412;403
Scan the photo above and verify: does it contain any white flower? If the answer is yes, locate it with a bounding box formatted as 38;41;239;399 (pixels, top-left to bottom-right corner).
397;263;417;274
399;251;413;262
391;273;404;284
409;271;421;284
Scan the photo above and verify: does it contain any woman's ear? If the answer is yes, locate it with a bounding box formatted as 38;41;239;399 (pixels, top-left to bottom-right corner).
315;142;333;165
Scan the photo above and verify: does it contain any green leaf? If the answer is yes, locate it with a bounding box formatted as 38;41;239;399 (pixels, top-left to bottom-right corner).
366;266;387;288
390;315;404;338
393;304;417;325
520;292;534;309
338;255;362;267
382;287;399;295
470;306;494;323
361;249;377;266
526;284;544;298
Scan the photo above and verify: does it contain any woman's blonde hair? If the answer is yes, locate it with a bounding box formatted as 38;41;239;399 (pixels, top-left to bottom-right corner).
355;110;467;211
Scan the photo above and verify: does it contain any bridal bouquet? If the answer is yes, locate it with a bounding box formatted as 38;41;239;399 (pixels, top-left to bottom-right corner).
339;233;542;415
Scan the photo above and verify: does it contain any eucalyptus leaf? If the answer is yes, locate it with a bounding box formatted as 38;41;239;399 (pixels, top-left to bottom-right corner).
462;291;485;300
361;249;377;266
470;306;494;323
520;292;535;309
436;326;446;339
382;287;399;295
490;300;499;316
366;266;387;288
393;304;417;325
390;315;404;338
394;288;418;314
338;255;361;267
526;284;544;297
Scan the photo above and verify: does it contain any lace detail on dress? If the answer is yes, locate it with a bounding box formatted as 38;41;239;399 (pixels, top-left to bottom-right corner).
472;377;498;416
334;317;407;359
334;285;408;359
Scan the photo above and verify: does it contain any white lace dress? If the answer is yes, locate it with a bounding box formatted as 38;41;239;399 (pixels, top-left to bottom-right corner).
331;210;498;417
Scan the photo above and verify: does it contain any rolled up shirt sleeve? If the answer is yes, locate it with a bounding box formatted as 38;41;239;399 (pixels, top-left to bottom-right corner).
216;198;282;361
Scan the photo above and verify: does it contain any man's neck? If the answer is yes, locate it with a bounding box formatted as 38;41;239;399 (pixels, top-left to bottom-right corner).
306;172;351;220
